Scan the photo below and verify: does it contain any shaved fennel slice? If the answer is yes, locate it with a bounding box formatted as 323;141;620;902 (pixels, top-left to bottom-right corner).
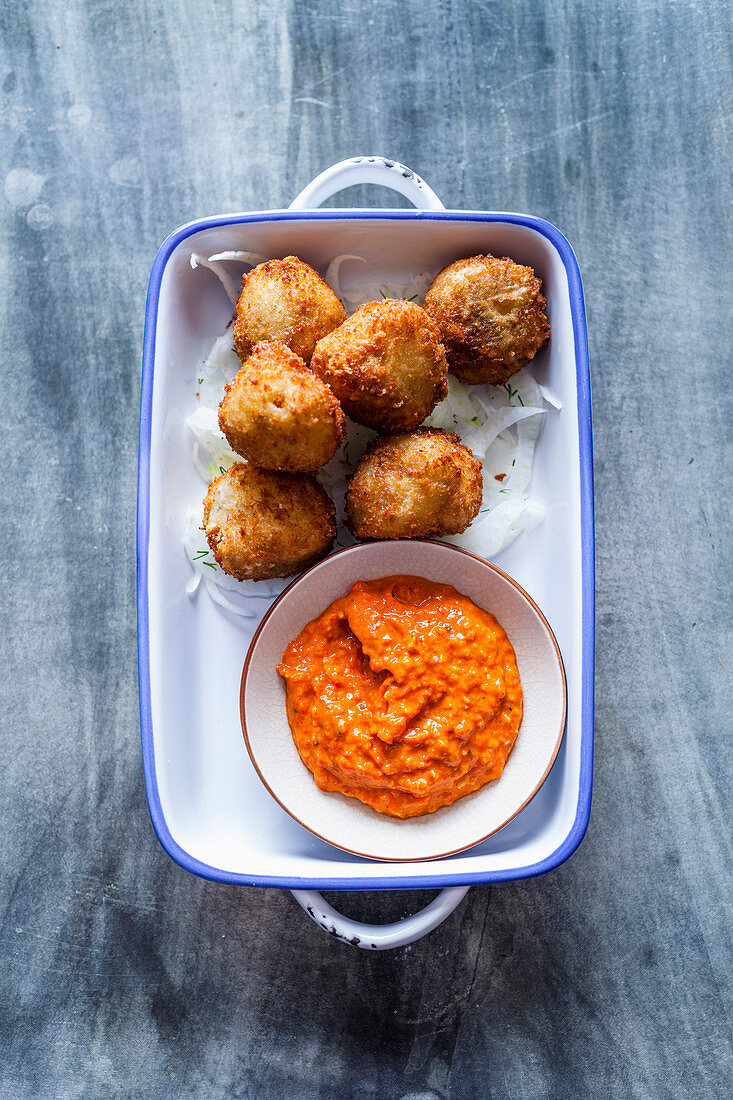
425;368;550;555
538;383;563;410
443;496;545;558
205;330;239;370
318;418;376;543
511;410;543;495
186;405;239;479
184;322;294;612
196;331;240;409
189;253;239;303
186;331;241;481
324;256;434;314
206;250;267;265
183;505;288;614
444;403;544;459
189;250;267;303
191;442;211;482
342;273;434;313
325;254;367;300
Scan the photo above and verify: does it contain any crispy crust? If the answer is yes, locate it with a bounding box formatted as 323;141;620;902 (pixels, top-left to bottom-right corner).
203;463;336;581
424;254;550;385
218;342;346;473
346;427;483;540
310;299;448;433
233;256;346;364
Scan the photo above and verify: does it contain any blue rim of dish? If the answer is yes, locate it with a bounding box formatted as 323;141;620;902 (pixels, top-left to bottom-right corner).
137;209;594;891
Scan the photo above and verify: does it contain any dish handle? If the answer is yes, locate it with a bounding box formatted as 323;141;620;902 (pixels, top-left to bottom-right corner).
289;155;456;948
290;885;469;950
289;156;445;211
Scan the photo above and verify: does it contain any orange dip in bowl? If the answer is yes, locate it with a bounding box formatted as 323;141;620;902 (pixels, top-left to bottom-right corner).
277;574;523;818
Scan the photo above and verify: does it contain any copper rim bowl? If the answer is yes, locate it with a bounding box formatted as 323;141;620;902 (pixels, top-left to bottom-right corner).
239;540;566;863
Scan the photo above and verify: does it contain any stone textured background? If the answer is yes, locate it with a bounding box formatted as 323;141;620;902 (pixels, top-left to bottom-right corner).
1;1;731;1097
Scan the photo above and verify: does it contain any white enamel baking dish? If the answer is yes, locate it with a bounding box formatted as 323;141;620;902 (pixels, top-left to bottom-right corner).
138;157;594;948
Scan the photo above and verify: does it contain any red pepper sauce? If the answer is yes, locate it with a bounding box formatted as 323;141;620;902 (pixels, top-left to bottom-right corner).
277;575;523;818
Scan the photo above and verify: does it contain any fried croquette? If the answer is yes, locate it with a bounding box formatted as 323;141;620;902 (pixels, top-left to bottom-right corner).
346;428;483;540
233;256;346;364
218;342;345;473
203;463;336;581
423;254;550;385
310;299;448;433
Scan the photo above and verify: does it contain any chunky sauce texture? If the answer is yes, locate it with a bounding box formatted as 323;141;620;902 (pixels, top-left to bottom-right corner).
277;575;523;818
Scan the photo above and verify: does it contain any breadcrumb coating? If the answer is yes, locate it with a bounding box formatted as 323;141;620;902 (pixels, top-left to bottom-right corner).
424;254;550;385
218;342;345;473
346;428;483;540
203;463;336;581
310;299;448;433
233;256;346;364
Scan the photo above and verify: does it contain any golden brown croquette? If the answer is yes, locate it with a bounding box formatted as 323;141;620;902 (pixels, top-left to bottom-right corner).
423;254;550;385
310;299;448;433
218;342;345;473
233;256;346;364
346;428;483;540
203;463;336;581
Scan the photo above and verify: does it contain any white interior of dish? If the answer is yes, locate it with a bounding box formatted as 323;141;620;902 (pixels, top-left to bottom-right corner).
145;214;585;884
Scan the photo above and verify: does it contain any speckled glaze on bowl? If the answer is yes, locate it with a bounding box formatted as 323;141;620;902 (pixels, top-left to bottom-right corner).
240;540;566;863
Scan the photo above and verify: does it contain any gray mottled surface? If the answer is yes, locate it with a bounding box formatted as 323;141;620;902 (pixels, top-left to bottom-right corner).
1;1;732;1097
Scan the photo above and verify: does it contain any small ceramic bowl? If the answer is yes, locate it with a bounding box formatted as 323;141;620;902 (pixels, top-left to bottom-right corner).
240;540;566;863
